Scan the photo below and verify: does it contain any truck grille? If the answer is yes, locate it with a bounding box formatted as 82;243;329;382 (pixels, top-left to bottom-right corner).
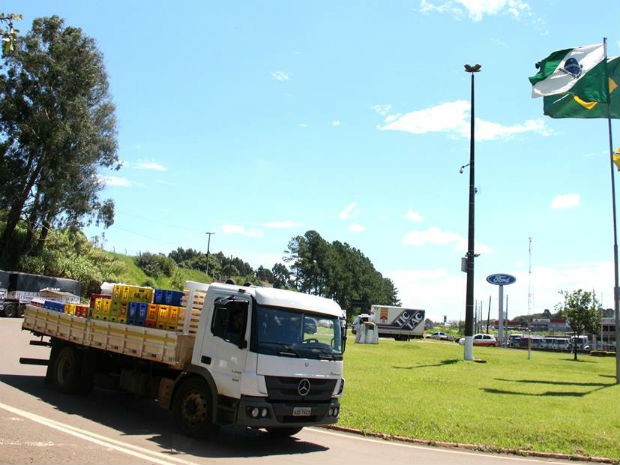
265;376;336;402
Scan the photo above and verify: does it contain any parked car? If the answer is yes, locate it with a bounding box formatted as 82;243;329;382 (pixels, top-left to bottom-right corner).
458;333;498;347
427;331;454;341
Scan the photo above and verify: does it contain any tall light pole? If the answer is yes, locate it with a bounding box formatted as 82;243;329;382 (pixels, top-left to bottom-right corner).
205;232;214;278
464;63;481;361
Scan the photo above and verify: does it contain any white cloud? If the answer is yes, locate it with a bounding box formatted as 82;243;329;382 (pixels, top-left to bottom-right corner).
271;71;290;81
299;123;308;128
348;223;365;233
405;209;424;223
551;193;580;209
419;0;532;22
332;120;341;127
221;224;264;237
135;160;167;171
99;175;133;187
262;220;301;229
379;100;550;141
403;226;464;249
402;226;491;254
339;202;359;220
372;104;392;116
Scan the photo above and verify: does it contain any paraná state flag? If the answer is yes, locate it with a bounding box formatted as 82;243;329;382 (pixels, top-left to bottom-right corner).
529;44;606;100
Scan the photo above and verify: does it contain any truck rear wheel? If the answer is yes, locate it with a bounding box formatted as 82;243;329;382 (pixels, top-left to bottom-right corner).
3;303;17;318
50;345;93;394
172;378;219;438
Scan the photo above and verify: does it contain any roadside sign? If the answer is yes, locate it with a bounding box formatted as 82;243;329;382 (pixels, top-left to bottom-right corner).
486;274;516;286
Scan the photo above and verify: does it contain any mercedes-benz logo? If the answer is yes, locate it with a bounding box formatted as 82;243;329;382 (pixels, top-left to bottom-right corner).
297;378;311;396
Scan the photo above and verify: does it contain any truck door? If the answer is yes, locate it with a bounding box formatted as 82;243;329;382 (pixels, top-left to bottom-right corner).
204;295;250;399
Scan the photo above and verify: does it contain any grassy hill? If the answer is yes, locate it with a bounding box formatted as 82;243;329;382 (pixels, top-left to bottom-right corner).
104;251;213;291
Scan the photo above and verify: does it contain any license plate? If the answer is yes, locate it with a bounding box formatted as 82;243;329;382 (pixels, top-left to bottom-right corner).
292;407;312;416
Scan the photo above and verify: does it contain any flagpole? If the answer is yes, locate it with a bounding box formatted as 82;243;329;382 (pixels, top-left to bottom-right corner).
603;38;620;384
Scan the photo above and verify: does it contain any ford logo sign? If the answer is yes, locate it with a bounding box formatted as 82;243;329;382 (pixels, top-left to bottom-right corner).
486;274;516;286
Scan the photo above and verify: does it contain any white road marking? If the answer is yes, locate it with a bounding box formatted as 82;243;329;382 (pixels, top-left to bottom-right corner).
308;428;580;464
0;401;203;465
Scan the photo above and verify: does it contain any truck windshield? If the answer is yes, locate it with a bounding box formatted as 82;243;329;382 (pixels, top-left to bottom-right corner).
252;305;344;361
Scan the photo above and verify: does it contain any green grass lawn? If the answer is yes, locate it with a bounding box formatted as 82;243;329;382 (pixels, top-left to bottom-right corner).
339;338;620;460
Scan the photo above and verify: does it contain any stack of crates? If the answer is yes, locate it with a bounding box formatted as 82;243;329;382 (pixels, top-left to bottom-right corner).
127;302;149;326
86;283;188;330
43;300;65;312
178;281;210;334
150;289;183;330
64;302;89;318
91;294;112;320
110;285;153;324
74;304;89;318
64;302;77;315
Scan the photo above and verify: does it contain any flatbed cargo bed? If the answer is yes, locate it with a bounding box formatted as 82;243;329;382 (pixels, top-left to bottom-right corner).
22;305;195;368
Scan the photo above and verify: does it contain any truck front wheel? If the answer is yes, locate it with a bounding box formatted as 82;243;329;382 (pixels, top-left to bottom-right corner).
172;378;219;438
50;345;93;394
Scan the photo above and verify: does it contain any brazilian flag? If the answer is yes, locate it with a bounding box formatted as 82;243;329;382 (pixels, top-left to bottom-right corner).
543;56;620;119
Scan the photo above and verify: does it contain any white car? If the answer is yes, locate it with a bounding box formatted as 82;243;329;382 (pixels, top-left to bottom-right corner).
458;333;498;347
427;331;452;341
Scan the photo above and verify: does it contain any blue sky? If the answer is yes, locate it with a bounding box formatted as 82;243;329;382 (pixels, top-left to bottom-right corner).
5;1;620;322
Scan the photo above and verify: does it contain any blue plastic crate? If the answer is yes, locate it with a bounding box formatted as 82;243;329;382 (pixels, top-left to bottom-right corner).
154;289;183;307
127;301;148;326
43;300;65;312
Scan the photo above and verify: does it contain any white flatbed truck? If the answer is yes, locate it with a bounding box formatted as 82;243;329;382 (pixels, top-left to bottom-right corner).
21;281;346;438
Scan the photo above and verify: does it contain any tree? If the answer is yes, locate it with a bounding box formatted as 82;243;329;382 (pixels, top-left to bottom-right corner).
285;230;399;311
557;289;601;360
1;13;21;54
255;265;273;283
135;252;177;278
0;16;119;265
271;262;291;289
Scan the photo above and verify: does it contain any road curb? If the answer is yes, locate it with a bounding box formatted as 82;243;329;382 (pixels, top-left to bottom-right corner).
321;425;618;464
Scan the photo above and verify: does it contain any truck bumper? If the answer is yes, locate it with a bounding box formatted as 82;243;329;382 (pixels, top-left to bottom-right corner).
235;396;340;428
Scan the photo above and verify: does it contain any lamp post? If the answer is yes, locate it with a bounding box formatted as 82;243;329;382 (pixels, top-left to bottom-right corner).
205;232;214;278
464;63;481;361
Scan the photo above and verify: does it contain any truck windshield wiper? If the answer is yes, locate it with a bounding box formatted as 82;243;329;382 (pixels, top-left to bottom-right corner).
278;345;300;357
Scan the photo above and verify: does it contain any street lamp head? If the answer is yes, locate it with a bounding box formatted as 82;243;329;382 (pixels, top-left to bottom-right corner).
464;64;482;73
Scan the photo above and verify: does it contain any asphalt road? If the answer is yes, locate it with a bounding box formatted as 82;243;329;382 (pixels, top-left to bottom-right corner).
0;318;594;465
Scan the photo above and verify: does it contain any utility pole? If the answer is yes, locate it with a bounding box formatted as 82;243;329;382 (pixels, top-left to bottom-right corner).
205;232;214;278
463;63;481;361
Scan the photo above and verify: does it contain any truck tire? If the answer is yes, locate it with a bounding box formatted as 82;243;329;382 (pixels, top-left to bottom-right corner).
266;427;303;437
3;303;17;318
172;378;219;438
50;345;93;394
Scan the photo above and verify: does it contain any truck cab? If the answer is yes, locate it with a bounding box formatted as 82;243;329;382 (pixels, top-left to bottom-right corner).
174;282;346;437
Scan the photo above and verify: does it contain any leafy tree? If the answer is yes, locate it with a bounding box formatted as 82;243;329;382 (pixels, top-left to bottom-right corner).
285;230;399;312
1;13;21;54
0;16;119;265
556;289;601;360
255;265;273;283
221;263;239;280
271;262;292;289
135;252;176;278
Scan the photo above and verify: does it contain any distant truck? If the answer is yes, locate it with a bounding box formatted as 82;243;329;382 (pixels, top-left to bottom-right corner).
21;280;346;438
0;270;80;318
352;305;425;341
